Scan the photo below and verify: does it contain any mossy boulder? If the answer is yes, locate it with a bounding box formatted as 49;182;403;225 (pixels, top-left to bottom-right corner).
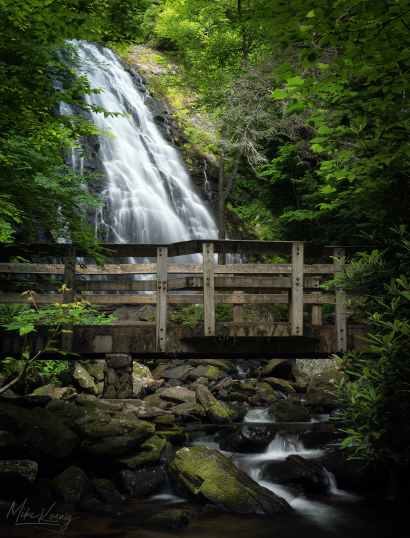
291;358;345;389
228;382;255;397
255;382;277;404
72;361;97;395
188;359;234;374
306;371;348;410
144;509;191;529
76;415;155;456
190;365;223;383
270;401;311;422
133;362;153;378
170;402;206;422
91;478;125;502
262;359;292;379
263;378;296;395
195;385;231;424
32;385;76;400
45;401;87;429
115;435;169;469
151;364;171;380
168;446;291;515
0;403;78;459
52;467;92;501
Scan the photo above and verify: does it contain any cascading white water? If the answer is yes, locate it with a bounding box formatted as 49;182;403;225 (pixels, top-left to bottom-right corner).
63;42;218;267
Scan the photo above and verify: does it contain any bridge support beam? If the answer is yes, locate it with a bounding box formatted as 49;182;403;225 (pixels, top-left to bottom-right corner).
334;247;347;353
62;246;76;353
156;246;168;352
290;242;304;336
203;242;215;336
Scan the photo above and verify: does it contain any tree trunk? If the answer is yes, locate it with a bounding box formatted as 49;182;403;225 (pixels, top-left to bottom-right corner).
218;119;227;265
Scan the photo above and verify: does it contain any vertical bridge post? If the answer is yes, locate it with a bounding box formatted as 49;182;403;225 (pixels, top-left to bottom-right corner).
311;274;322;325
203;242;215;336
233;273;244;322
334;247;347;353
62;246;76;353
156;246;168;352
290;242;304;336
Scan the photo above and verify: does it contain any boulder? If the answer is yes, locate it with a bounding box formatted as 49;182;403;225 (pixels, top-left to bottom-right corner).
32;385;76;401
321;451;384;491
52;467;92;501
167;379;183;387
107;354;131;369
168;446;291;514
132;374;149;399
220;401;247;422
0;394;52;409
0;403;78;459
195;385;231;424
163;365;193;383
0;459;38;483
91;478;125;502
84;359;105;381
0;459;38;498
75;497;125;517
263;378;295;395
190;377;209;390
187;359;234;374
291;358;345;389
75;415;155;456
305;371;348;410
262;359;292;379
264;454;328;494
72;361;97;395
144;509;191;529
227;382;255;397
133;362;153;378
112;467;166;498
115;435;168;469
299;424;344;449
170;402;206;422
151;364;171;380
255;382;277;404
270;401;311;422
189;365;223;383
0;430;21;458
0;373;5;388
160;387;196;404
220;426;275;453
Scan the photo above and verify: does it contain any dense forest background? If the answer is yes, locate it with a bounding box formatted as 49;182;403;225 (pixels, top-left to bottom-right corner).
2;0;410;252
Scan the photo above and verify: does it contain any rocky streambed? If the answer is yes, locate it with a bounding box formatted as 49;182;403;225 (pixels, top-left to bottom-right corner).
0;358;408;537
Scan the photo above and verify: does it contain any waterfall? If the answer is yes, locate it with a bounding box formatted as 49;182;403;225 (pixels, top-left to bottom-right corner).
63;42;217;264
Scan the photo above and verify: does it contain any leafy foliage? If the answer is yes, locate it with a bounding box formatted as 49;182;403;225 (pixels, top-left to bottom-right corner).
0;286;116;395
326;227;410;465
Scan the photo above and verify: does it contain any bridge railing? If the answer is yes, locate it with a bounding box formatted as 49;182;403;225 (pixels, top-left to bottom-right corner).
0;240;363;353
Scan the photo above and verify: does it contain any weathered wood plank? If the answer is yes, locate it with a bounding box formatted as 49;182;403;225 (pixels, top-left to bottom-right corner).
311;291;323;326
62;247;76;353
334;247;347;353
1;240;369;259
156;246;168;352
0;292;339;305
0;262;346;276
203;243;215;336
290;242;304;336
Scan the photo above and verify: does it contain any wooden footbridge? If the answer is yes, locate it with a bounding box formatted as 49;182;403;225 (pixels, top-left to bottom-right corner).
0;240;369;357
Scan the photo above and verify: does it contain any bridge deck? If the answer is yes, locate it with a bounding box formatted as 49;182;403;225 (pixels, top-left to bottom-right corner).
0;240;369;355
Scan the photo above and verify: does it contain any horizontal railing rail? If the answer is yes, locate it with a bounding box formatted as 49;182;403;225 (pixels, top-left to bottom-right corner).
0;240;358;354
